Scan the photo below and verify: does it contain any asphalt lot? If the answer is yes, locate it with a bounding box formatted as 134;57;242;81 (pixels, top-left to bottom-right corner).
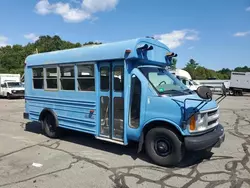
0;95;250;188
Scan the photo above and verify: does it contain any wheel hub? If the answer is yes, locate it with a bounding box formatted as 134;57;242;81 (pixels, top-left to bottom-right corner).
154;138;171;157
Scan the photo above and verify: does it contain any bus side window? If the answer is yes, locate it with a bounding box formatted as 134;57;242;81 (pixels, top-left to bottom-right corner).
33;68;44;89
182;79;187;85
77;64;95;91
100;67;109;91
114;66;124;91
46;67;58;89
60;65;75;90
130;75;141;128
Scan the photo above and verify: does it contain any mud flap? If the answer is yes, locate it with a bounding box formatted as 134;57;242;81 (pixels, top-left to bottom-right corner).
137;132;144;153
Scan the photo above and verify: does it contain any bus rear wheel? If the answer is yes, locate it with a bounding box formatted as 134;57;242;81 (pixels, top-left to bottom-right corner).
42;113;60;138
145;127;184;166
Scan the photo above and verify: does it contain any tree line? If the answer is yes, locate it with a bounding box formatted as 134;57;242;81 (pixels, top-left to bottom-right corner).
0;35;249;80
0;35;101;75
171;58;250;80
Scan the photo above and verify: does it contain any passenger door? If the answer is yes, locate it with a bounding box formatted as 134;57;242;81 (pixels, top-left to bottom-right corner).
98;62;124;142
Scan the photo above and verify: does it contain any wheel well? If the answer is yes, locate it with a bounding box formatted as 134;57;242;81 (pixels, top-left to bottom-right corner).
39;108;59;127
143;121;183;142
137;120;183;153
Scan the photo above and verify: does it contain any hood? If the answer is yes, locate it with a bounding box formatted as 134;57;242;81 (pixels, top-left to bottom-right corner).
170;94;218;113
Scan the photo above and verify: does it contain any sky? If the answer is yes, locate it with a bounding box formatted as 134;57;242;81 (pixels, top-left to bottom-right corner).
0;0;249;70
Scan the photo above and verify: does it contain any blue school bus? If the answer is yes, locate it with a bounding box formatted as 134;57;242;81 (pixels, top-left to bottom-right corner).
23;38;225;166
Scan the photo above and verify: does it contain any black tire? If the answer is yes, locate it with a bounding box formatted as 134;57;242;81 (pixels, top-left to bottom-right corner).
229;90;233;96
145;127;184;166
42;113;60;138
7;93;11;100
204;147;212;153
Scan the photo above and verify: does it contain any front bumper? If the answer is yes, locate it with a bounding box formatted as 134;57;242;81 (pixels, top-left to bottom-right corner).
10;93;24;97
184;124;225;151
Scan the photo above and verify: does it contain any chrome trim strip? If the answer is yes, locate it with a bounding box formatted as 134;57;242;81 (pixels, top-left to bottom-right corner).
200;106;219;114
207;113;219;122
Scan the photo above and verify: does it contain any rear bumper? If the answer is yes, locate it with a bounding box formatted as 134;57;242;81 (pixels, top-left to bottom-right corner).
23;112;29;120
184;124;225;151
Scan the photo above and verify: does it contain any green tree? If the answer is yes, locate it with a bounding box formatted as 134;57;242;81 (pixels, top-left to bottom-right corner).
183;59;199;79
217;68;231;79
170;58;177;69
183;59;234;80
195;66;207;79
234;66;250;72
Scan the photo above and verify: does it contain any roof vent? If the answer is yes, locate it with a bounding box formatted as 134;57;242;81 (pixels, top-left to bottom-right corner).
146;36;155;39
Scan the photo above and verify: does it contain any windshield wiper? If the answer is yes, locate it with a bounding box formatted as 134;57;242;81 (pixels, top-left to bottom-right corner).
160;89;194;95
160;89;185;94
183;89;194;94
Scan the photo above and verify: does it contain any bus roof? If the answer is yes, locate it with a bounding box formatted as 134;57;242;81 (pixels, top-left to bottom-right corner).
25;38;171;67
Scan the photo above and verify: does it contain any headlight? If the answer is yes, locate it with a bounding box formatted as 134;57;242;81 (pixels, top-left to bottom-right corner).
12;90;16;93
188;108;219;133
196;113;207;131
189;113;207;133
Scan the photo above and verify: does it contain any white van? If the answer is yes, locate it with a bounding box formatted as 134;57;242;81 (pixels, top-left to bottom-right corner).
169;69;201;91
0;74;25;99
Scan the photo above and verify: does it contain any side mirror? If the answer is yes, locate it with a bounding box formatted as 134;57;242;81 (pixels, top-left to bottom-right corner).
196;86;212;100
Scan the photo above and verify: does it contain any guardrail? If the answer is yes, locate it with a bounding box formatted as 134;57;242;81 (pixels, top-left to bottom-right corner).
195;80;230;93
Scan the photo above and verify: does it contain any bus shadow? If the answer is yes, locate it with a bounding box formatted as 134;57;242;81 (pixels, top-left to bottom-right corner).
25;121;213;168
25;121;43;134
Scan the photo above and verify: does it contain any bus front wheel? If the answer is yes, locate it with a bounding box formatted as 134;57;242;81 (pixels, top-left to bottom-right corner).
42;113;60;138
145;127;184;166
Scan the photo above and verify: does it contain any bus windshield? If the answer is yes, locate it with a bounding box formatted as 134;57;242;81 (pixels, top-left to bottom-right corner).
140;67;193;96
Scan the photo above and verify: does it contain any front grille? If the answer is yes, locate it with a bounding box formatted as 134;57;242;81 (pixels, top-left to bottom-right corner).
208;119;217;126
189;107;219;134
208;110;217;117
14;90;24;94
201;108;219;129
